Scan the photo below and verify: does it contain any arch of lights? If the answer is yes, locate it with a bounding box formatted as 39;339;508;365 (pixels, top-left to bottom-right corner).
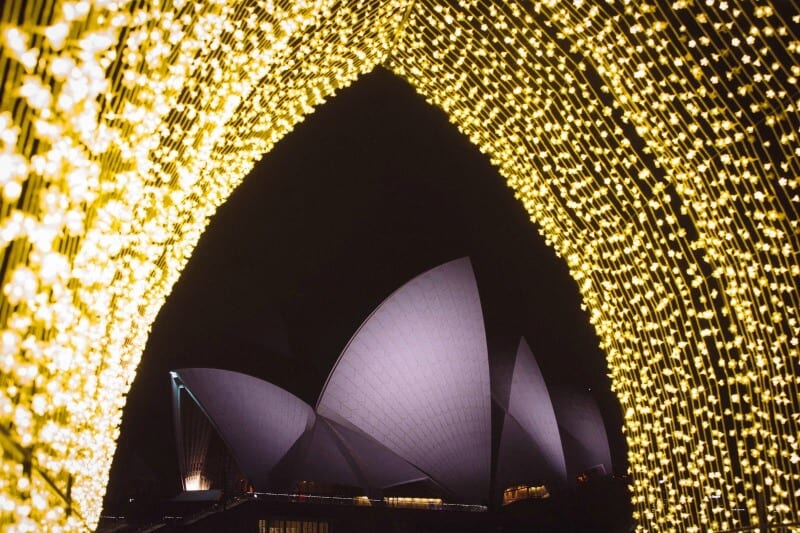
0;0;797;530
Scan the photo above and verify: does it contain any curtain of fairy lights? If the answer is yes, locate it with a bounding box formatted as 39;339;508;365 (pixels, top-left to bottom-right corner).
0;0;412;529
0;0;797;530
388;1;799;530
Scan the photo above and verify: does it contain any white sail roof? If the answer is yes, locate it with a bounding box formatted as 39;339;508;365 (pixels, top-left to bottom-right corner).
173;259;613;502
316;257;492;502
175;367;315;489
550;385;613;481
270;416;427;495
496;338;567;490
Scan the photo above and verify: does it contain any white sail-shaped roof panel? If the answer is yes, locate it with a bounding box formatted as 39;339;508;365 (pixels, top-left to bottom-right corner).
270;416;429;496
322;417;428;492
317;257;491;502
550;386;613;481
504;338;567;487
496;413;557;491
175;368;314;489
270;417;365;491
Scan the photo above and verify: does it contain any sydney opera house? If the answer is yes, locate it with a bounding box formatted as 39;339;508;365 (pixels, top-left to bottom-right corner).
169;258;613;508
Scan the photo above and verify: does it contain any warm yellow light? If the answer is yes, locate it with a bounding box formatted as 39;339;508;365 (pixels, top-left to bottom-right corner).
0;0;798;530
384;496;443;509
183;474;210;492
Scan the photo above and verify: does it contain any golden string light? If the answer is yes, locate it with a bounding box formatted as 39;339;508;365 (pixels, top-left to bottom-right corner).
388;2;799;530
0;0;797;530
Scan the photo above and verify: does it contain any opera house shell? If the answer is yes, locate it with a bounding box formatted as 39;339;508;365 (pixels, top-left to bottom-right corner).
171;258;612;504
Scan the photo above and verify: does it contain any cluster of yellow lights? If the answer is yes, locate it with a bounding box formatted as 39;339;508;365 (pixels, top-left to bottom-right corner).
0;0;796;530
383;496;443;509
502;483;550;505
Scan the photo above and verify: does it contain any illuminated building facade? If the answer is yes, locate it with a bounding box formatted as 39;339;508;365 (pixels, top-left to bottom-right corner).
170;258;610;505
0;0;797;530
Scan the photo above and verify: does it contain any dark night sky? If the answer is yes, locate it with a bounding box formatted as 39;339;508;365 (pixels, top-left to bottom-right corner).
104;67;625;510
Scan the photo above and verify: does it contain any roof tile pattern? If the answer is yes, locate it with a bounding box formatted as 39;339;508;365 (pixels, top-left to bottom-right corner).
505;338;567;486
317;258;491;502
176;368;315;488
